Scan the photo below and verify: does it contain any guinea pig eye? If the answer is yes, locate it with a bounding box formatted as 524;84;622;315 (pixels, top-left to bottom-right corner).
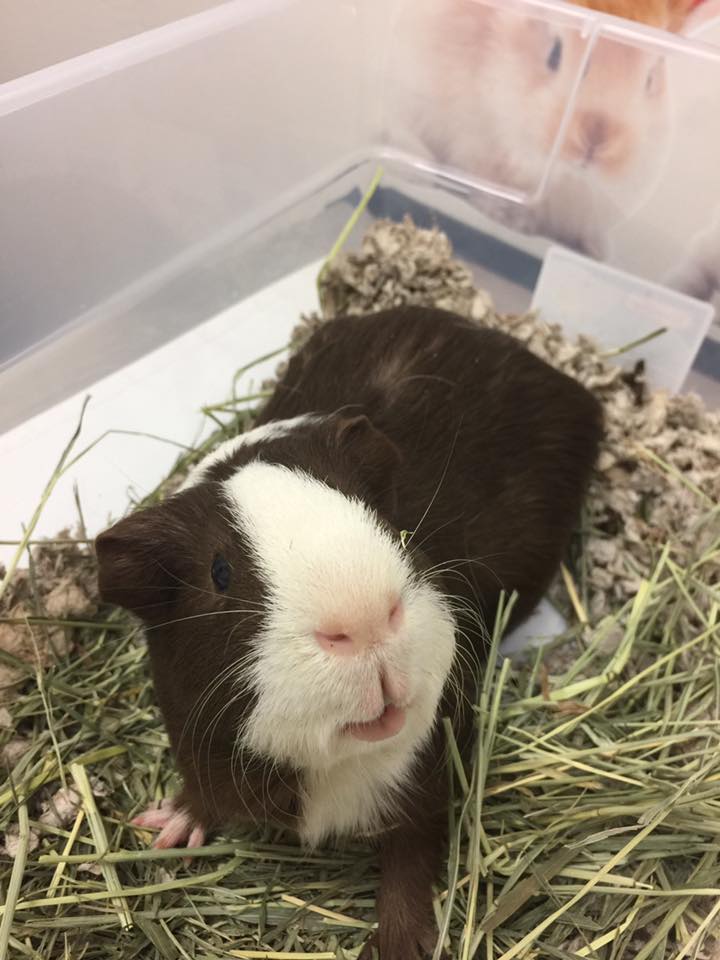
211;554;231;592
546;36;562;73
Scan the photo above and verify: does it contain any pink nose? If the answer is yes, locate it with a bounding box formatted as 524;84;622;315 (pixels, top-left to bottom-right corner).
315;598;403;656
580;111;609;153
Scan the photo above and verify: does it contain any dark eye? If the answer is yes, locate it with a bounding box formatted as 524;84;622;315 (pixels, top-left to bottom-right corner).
547;36;562;72
211;554;231;592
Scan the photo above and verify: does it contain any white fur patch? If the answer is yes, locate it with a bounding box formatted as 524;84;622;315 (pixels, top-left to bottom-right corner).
223;462;456;845
180;416;317;490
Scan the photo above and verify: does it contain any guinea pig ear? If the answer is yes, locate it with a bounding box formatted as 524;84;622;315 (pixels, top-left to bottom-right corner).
95;501;192;621
335;415;402;514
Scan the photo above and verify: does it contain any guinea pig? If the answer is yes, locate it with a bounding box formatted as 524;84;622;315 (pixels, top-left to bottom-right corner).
668;208;720;307
384;0;689;258
96;305;603;960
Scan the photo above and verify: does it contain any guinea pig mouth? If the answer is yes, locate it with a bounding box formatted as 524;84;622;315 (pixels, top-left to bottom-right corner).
343;703;406;743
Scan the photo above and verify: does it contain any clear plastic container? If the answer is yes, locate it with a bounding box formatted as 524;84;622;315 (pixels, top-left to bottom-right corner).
1;0;719;433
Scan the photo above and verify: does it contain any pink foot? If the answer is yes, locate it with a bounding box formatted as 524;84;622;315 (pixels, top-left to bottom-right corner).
131;799;206;851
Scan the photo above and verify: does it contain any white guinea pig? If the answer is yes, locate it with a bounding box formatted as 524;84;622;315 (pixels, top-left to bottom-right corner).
385;0;686;257
668;210;720;308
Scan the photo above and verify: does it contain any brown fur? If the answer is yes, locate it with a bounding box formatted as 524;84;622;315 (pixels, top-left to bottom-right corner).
97;307;603;959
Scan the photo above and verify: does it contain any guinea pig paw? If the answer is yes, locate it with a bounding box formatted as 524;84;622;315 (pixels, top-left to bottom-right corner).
130;798;175;831
131;800;205;853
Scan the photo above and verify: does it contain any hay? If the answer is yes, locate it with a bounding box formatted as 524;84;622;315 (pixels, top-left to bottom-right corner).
1;215;719;960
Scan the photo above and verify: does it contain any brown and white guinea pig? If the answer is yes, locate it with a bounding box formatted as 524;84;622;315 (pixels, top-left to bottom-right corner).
96;306;602;960
386;0;693;258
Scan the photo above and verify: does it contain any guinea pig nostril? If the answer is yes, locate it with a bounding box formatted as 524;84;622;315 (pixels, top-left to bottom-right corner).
315;630;353;654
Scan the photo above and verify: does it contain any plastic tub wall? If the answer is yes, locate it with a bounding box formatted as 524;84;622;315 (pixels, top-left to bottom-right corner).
1;0;719;429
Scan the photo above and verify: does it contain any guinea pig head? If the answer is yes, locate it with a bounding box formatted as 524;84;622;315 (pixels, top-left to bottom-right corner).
558;40;669;177
95;414;456;793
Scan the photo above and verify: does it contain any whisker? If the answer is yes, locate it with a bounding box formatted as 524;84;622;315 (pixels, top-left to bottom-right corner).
405;421;463;548
411;514;464;555
143;607;264;635
181;662;244;759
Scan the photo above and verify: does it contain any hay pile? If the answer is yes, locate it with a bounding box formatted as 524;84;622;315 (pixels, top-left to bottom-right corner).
1;216;718;960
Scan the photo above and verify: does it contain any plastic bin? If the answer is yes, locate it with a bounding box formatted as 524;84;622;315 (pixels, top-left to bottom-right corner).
1;0;719;434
